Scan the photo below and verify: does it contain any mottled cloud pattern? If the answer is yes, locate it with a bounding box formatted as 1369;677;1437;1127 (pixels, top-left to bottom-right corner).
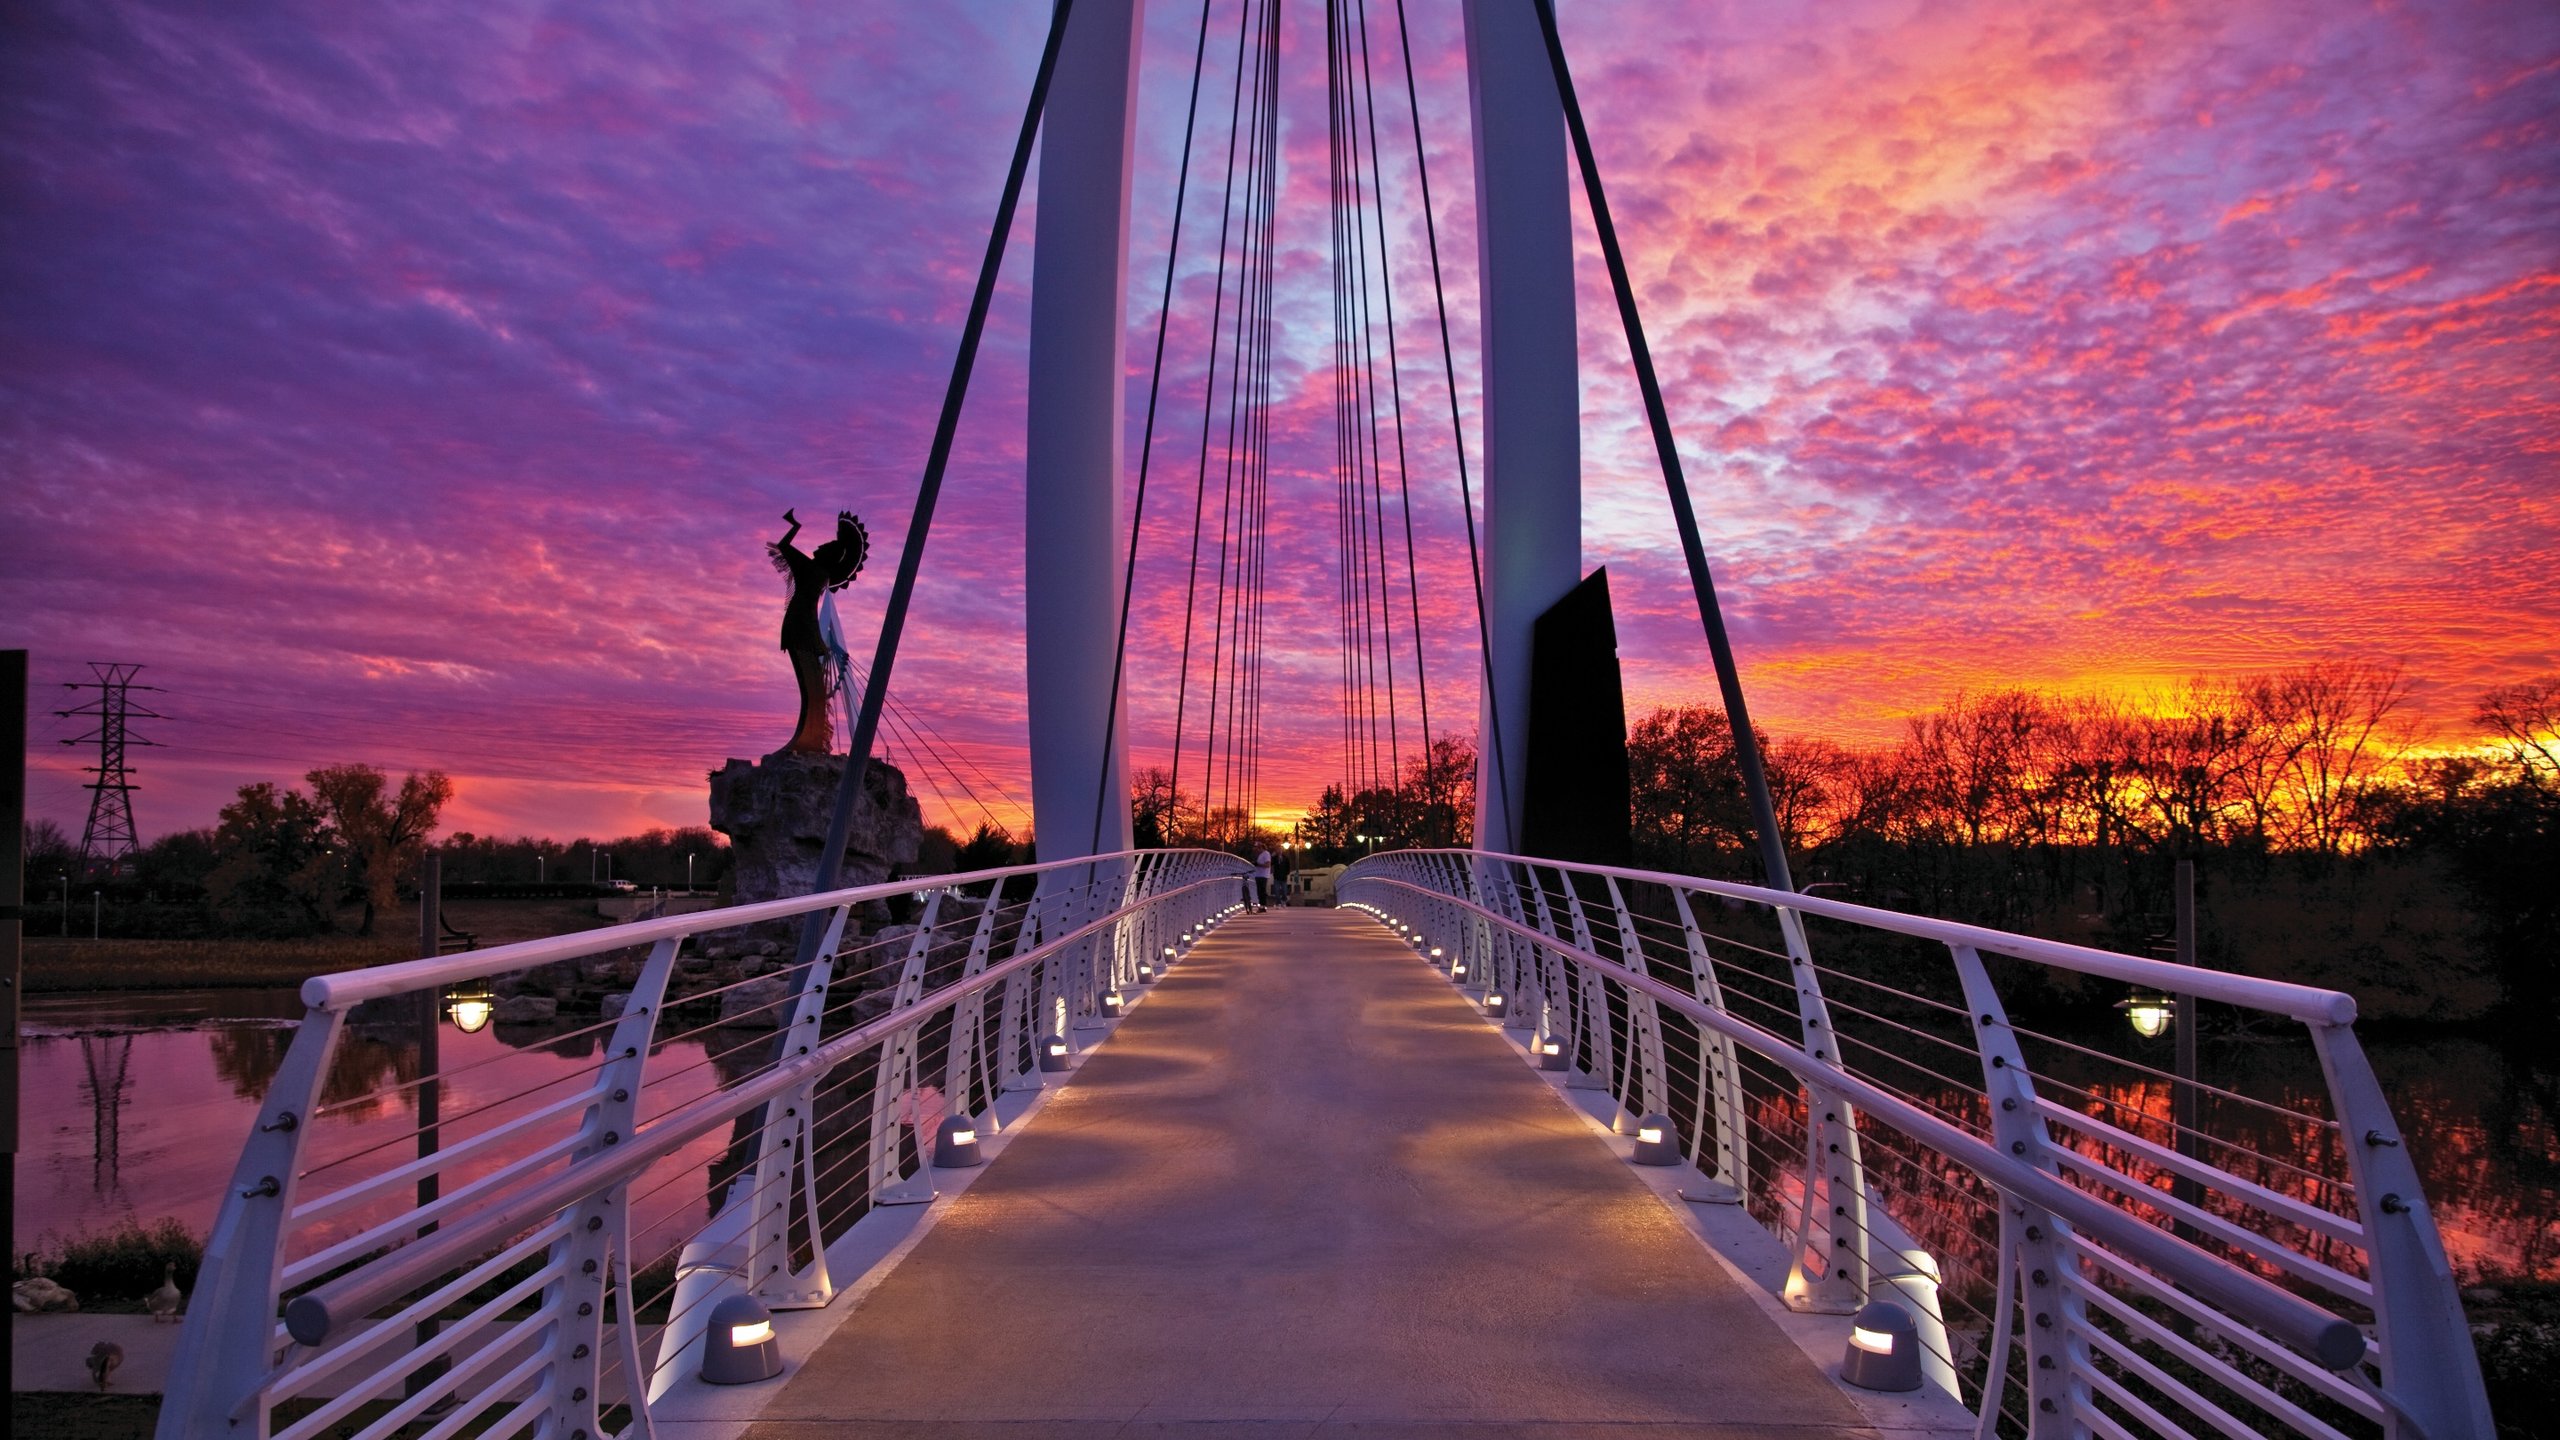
2;0;2552;841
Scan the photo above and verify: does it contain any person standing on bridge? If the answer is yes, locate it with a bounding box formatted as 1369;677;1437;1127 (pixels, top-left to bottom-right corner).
1252;846;1273;911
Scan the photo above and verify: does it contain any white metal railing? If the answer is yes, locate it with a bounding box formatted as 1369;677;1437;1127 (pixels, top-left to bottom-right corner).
1340;849;2492;1440
158;848;1252;1440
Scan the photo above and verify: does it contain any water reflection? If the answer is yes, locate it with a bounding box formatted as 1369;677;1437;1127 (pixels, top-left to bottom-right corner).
14;991;2556;1289
1734;1024;2560;1301
15;989;733;1264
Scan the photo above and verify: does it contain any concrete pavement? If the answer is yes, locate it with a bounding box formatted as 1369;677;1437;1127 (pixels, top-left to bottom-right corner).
741;906;1873;1439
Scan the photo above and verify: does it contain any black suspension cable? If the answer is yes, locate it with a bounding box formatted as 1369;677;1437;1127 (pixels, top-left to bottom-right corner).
1200;0;1271;839
794;0;1075;970
1085;0;1219;856
1351;0;1434;775
1338;0;1402;791
1528;0;1798;892
1390;0;1512;846
1169;0;1263;843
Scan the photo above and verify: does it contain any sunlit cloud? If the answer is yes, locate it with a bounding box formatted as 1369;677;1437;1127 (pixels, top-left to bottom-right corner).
3;0;2552;841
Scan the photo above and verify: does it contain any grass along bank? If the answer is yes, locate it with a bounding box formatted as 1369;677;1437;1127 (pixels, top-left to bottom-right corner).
21;896;624;991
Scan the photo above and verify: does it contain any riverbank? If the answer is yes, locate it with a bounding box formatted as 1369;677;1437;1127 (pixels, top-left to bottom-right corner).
20;897;625;991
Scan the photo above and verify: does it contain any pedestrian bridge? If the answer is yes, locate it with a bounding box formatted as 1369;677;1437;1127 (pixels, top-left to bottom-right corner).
159;849;2492;1440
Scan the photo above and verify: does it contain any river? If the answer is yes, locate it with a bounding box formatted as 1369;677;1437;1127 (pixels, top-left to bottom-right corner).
14;987;2556;1287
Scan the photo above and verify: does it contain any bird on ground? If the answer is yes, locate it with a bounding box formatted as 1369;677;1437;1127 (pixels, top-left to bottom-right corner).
87;1340;124;1391
145;1261;183;1323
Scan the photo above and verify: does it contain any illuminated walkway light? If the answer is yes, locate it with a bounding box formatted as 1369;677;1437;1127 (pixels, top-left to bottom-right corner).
1839;1300;1922;1392
1537;1035;1568;1072
934;1114;984;1169
1484;992;1507;1019
1040;1036;1072;1072
701;1294;782;1384
1631;1113;1677;1166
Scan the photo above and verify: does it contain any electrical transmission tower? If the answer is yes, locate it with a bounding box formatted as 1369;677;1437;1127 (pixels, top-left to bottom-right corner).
57;662;161;879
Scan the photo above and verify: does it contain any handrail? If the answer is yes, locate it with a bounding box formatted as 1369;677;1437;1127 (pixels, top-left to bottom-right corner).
283;874;1233;1345
1341;849;2493;1440
305;849;1174;1010
159;846;1253;1440
1447;847;2357;1025
1350;873;2366;1369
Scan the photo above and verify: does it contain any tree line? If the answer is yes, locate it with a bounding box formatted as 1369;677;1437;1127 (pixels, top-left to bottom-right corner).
23;763;737;939
1627;663;2556;1023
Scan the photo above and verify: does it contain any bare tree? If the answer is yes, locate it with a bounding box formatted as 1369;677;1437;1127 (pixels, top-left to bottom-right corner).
2475;677;2560;785
2257;662;2409;853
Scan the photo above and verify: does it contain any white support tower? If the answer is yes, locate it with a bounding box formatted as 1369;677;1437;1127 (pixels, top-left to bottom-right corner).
1463;0;1581;853
1025;0;1146;862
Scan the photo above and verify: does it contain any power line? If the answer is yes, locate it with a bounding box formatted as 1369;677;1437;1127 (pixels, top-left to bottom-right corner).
55;662;162;879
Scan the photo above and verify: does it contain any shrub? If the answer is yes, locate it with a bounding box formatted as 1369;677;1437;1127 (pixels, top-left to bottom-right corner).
32;1218;202;1310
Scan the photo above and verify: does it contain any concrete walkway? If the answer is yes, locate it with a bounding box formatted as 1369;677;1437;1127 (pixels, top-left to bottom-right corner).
744;907;1873;1439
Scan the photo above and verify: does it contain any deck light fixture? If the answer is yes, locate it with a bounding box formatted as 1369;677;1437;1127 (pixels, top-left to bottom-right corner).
1484;992;1507;1019
2117;993;2175;1039
1040;1036;1072;1071
1839;1300;1922;1392
1450;960;1468;980
1632;1113;1678;1165
1138;960;1156;983
1429;946;1444;959
934;1114;985;1168
1537;1035;1568;1071
1101;989;1125;1017
700;1293;782;1384
445;990;494;1035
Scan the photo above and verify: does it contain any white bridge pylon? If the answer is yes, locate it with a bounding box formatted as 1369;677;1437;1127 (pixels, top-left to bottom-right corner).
1021;0;1580;860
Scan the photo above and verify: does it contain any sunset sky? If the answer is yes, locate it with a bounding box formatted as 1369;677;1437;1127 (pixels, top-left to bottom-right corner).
4;0;2555;845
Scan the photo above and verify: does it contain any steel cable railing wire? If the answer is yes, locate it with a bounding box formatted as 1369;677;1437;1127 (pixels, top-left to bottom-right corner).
1353;868;2378;1380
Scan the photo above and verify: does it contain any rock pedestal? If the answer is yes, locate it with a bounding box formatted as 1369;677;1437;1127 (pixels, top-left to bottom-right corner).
708;750;924;922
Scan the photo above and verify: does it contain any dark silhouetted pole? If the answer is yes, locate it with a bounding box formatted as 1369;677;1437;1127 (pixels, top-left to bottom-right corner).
3;649;27;1397
412;850;444;1397
2174;859;2202;1225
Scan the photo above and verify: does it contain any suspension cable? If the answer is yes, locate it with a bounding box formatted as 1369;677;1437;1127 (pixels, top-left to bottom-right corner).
1085;0;1220;855
1390;0;1512;844
1527;0;1798;891
1169;0;1264;843
794;0;1076;993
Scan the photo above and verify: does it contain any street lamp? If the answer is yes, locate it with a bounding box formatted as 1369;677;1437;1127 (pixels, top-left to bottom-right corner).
687;851;697;895
2118;992;2176;1040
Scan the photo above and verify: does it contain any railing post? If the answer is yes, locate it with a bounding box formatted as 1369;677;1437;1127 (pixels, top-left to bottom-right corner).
1603;875;1668;1127
1669;887;1749;1199
943;879;1010;1123
156;1008;346;1440
869;891;947;1207
746;904;851;1308
1554;869;1612;1091
1951;943;2089;1430
1521;864;1567;1049
1774;904;1867;1314
542;934;680;1439
2312;1026;2495;1440
999;902;1042;1092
